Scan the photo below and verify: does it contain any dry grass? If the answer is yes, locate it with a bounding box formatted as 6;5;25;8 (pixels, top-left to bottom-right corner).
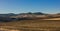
43;18;60;20
0;18;60;31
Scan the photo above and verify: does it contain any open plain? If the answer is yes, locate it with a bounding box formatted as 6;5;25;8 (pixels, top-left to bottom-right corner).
0;17;60;31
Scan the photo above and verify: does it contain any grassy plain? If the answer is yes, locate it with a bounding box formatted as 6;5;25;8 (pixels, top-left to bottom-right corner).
0;18;60;31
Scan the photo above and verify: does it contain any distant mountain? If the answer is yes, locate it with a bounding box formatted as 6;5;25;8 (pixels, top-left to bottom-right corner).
0;12;57;22
19;12;45;15
0;13;17;17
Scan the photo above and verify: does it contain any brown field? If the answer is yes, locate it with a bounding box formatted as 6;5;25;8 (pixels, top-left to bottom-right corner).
0;18;60;31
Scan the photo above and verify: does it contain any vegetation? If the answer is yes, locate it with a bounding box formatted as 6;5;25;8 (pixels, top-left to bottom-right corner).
0;19;60;31
0;12;60;31
0;12;60;22
0;12;45;22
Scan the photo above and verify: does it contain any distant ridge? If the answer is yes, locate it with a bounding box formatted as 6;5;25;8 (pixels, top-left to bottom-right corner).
0;12;60;22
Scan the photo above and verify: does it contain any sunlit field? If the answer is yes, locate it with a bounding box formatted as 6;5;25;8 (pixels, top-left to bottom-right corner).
0;18;60;31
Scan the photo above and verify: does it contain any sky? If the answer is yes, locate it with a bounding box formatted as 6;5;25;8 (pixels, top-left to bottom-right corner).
0;0;60;14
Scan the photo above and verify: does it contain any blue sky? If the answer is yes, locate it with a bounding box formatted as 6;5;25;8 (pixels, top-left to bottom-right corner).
0;0;60;14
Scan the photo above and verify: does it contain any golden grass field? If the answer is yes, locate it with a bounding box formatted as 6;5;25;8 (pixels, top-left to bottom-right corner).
0;18;60;31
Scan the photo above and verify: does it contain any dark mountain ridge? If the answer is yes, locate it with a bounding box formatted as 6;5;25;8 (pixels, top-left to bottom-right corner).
0;12;60;22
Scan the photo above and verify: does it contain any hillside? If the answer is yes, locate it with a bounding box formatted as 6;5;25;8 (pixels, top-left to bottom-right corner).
0;12;60;31
0;12;46;22
0;12;60;22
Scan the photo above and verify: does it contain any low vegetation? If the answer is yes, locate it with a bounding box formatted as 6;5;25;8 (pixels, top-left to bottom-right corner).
0;12;60;31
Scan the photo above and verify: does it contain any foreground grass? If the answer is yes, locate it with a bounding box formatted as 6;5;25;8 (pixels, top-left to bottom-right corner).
0;18;60;31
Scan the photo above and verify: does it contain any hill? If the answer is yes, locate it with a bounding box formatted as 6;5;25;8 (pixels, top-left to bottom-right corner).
0;12;60;31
